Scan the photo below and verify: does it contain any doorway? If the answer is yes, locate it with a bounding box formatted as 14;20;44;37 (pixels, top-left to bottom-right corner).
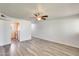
10;21;20;43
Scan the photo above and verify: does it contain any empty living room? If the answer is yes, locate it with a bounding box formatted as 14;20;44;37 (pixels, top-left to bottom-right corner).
0;3;79;56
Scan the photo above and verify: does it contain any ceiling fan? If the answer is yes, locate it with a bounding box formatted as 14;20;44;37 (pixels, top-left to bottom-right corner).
33;12;48;20
0;13;9;21
0;13;15;21
30;5;48;21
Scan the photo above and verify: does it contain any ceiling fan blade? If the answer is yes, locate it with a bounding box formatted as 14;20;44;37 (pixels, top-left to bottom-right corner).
34;14;38;17
42;15;48;17
41;17;46;20
29;17;36;19
1;14;5;17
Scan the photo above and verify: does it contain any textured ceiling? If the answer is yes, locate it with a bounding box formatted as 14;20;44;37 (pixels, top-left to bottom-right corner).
0;3;79;20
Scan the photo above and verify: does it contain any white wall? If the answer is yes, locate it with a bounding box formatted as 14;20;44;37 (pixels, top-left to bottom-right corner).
0;20;11;46
0;19;31;46
19;20;31;41
32;16;79;48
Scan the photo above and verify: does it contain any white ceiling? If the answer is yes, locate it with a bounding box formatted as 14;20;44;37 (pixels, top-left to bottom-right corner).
0;3;79;20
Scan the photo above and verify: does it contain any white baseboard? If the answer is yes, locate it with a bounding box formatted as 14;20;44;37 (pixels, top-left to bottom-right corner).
33;35;79;48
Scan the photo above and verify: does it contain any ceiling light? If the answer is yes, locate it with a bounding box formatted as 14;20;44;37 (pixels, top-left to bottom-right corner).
33;5;48;21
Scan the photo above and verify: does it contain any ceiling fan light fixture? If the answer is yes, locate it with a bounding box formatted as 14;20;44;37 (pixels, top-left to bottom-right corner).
32;5;48;21
36;16;41;21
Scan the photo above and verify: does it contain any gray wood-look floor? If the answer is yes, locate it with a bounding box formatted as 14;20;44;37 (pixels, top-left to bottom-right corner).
0;37;79;56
